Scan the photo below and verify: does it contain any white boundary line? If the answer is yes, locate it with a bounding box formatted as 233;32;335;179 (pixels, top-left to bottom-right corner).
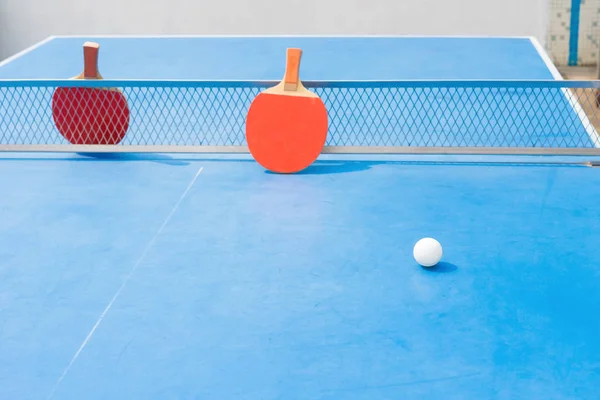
50;34;535;39
0;36;57;67
46;165;204;399
529;36;600;148
529;36;564;80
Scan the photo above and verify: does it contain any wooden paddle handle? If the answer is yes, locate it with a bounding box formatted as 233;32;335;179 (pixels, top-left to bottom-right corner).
82;41;100;79
283;48;302;91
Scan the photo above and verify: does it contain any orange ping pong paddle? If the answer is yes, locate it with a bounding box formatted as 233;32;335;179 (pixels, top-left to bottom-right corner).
246;48;328;173
51;41;130;145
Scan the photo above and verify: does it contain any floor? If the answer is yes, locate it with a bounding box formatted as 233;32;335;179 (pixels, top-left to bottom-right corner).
559;66;600;133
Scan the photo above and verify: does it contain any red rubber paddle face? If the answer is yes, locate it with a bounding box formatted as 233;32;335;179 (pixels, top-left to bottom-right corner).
52;87;130;145
51;41;130;145
246;93;328;173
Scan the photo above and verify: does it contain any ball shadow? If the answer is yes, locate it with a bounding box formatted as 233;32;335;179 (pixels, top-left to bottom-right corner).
423;262;458;273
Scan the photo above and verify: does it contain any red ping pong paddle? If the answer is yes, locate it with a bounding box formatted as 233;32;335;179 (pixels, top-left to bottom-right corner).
246;48;328;173
51;41;130;145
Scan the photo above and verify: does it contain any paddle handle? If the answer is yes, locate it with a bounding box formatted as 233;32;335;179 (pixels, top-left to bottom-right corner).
283;48;302;91
82;41;100;79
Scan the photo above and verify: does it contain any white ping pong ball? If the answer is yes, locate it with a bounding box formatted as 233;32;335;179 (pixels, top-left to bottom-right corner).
413;238;443;267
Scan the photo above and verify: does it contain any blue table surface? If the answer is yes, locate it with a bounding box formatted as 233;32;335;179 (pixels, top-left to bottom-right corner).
0;36;556;80
1;153;600;399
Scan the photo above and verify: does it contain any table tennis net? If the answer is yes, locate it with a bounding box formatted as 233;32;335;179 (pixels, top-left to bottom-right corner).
1;80;600;153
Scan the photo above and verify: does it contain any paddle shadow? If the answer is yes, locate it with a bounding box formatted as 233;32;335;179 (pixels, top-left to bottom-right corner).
76;152;190;166
265;160;387;175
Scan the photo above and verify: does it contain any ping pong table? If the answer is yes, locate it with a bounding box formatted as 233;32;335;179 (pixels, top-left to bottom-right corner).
1;35;600;399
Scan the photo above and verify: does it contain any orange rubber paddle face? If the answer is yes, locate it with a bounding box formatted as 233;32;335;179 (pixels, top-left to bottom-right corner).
246;48;328;174
51;42;130;145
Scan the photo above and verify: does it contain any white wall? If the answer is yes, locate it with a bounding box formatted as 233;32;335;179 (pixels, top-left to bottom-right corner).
546;0;600;66
1;0;550;61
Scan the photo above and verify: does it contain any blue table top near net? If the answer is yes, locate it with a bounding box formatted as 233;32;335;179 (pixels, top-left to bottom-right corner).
0;35;559;80
1;35;600;400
